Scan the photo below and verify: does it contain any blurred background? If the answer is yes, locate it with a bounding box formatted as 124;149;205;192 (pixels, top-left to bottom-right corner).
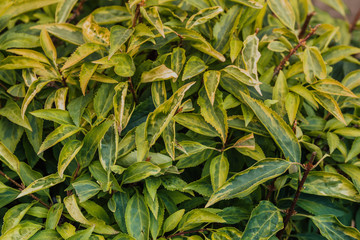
314;0;360;22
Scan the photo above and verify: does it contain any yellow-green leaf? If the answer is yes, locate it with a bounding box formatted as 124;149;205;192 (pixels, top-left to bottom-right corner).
61;43;102;71
17;173;65;198
268;0;295;29
312;79;358;98
141;64;177;83
38;124;82;154
40;29;57;66
241;93;301;162
58;139;83;178
140;7;165;38
203;70;221;105
210;154;229;191
206;159;291;207
303;46;327;83
313;92;346;125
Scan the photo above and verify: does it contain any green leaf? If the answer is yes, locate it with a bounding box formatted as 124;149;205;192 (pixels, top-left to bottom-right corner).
94;83;115;118
0;99;32;130
338;164;360;193
206;159;291;207
203;70;221;105
55;0;78;23
342;69;360;91
109;26;134;59
313;92;346;125
123;162;161;184
186;6;223;29
171;47;186;76
162;119;175;160
322;45;360;65
99;124;118;173
198;87;227;143
125;192;150;240
231;0;264;8
0;55;45;70
212;5;241;55
17;173;65;199
285;92;300;125
42;23;85;45
140;7;165;38
232;133;255;150
268;0;295;29
326;132;340;154
38;124;82;154
73;180;101;203
30;109;74;125
0;141;20;174
309;215;360;240
303;46;327;84
178;209;225;231
64;194;90;224
230;33;242;63
241;93;301;162
56;222;76;239
80;200;110;224
45;203;63;230
0;221;42;240
227;115;269;136
242;201;283;240
290;85;318;108
22;79;51;119
67;226;94;240
312;79;357;98
163;209;185;233
174;113;219;137
40;29;57;65
77;119;114;168
113;82;134;134
0;182;20;209
145;82;195;146
141;64;177;83
182;56;208;81
6;49;49;65
272;71;289;117
61;43;102;71
1;202;35;234
67;92;93;126
222;65;261;87
289;172;360;202
82;15;110;45
346;137;360;162
210;154;229;191
173;27;225;62
79;62;97;96
29;229;62;240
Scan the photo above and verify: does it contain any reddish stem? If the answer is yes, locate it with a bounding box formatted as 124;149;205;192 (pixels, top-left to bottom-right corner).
276;152;317;239
274;25;320;76
298;12;316;38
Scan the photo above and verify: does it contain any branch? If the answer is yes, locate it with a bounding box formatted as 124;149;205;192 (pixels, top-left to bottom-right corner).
67;0;87;23
350;8;360;33
0;82;8;91
132;0;146;28
298;12;316;39
166;229;208;239
0;169;50;209
274;24;320;76
276;152;317;239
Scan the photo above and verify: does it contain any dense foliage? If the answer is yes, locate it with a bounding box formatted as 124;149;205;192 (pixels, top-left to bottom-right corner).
0;0;360;239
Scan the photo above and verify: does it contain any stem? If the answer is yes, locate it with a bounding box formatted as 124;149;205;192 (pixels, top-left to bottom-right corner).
274;24;320;76
72;162;80;181
132;0;146;28
166;229;208;239
350;8;360;33
276;152;317;239
0;82;8;91
128;77;139;104
266;178;276;200
0;170;50;209
298;12;316;39
67;0;87;23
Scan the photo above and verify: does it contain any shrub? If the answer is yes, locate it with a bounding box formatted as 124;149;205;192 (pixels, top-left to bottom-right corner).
0;0;360;239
